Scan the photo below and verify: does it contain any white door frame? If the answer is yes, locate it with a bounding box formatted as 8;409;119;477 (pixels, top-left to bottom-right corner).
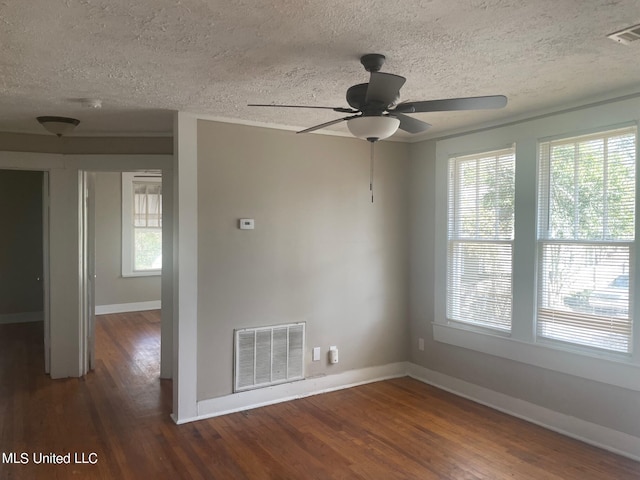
80;172;96;372
42;171;51;374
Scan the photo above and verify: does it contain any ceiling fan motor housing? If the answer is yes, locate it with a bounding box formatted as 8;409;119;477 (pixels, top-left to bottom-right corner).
360;53;386;72
346;83;398;114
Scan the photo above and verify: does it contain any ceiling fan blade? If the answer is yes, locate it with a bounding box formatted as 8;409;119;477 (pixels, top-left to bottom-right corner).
296;115;359;134
248;104;357;114
401;95;507;113
391;113;432;134
365;72;406;106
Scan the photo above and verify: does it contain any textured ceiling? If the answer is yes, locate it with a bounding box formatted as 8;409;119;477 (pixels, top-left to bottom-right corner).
1;0;640;140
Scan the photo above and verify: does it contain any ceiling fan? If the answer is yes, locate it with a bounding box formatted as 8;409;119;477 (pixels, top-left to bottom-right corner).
249;53;508;141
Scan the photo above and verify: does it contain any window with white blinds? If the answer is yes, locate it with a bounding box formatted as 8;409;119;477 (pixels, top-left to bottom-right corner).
121;172;162;277
447;147;515;332
537;127;636;353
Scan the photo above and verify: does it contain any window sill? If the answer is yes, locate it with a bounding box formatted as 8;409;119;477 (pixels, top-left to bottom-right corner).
122;270;162;278
432;322;640;391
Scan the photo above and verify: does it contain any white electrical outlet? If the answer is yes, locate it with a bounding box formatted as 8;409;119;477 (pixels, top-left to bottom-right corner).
329;346;339;364
312;347;321;362
418;338;425;351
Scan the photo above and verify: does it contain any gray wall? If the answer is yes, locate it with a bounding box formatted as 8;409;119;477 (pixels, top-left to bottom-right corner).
408;100;640;439
0;169;43;315
94;172;161;306
196;121;410;400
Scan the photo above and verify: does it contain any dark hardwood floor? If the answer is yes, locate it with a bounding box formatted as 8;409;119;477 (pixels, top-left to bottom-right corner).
1;311;639;479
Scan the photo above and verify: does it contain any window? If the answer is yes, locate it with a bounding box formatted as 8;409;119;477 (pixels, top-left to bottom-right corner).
537;127;636;353
447;147;515;332
435;115;640;388
122;172;162;277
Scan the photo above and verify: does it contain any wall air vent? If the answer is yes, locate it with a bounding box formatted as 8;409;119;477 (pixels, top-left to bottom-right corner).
607;24;640;44
234;322;305;392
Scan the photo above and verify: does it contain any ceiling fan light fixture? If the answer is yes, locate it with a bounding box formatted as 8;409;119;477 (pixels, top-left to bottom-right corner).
36;116;80;137
347;116;400;141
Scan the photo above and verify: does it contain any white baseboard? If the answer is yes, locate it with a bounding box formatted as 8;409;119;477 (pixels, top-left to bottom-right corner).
187;362;409;425
406;363;640;462
95;300;161;315
0;311;43;324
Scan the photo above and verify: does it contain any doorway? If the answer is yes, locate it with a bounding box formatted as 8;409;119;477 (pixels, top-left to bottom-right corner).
0;169;50;373
80;166;172;382
91;171;162;372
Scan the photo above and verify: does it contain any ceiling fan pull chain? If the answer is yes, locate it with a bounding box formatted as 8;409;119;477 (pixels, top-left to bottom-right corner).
370;139;375;203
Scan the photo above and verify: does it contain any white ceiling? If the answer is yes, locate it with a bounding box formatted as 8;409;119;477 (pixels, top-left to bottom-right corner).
2;0;640;140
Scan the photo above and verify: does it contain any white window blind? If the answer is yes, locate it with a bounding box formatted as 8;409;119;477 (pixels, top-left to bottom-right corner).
447;147;515;332
134;182;162;228
132;180;162;271
537;127;636;353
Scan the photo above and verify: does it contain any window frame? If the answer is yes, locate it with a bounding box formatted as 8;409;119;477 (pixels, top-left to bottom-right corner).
432;118;640;392
446;147;516;334
535;127;636;356
121;172;162;278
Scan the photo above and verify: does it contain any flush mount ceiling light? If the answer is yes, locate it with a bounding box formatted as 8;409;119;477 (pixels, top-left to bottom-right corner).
36;116;80;137
347;115;400;142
